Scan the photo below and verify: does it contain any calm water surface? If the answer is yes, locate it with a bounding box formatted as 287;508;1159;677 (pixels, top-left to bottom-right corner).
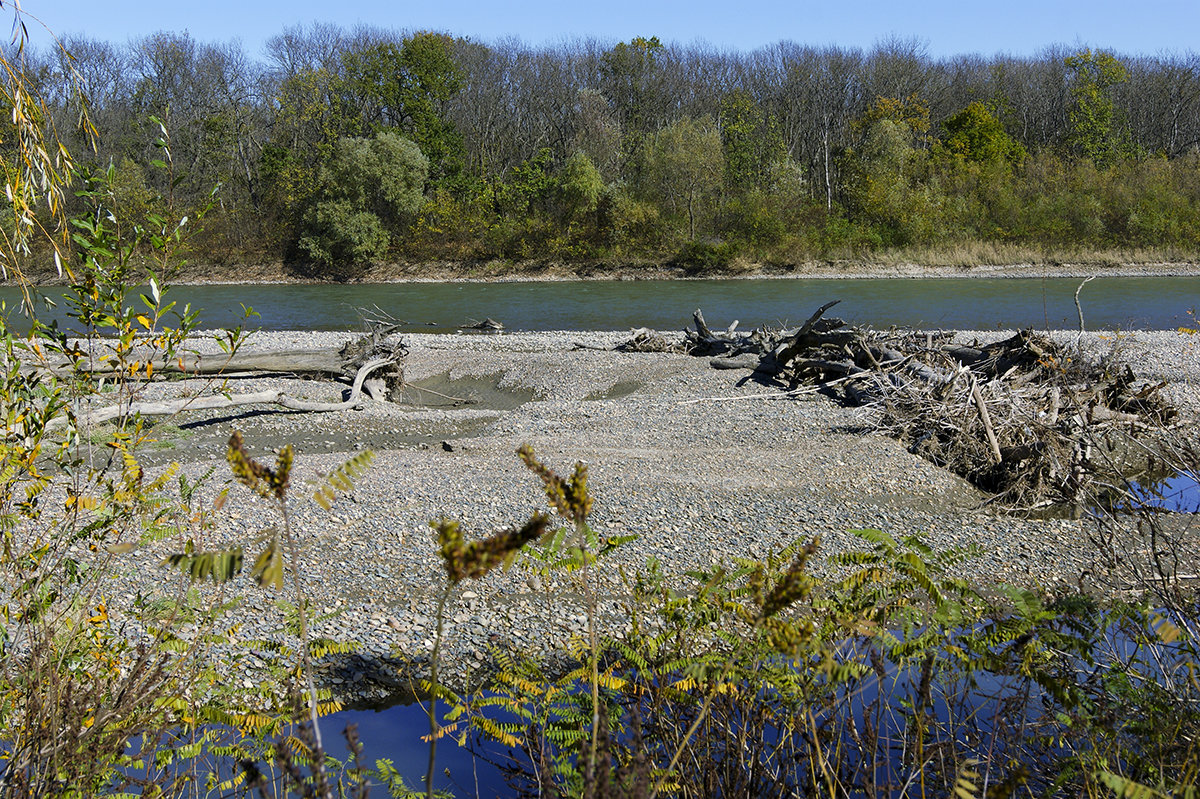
3;277;1198;332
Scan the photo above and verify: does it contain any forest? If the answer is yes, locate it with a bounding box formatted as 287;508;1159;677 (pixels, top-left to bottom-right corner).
20;27;1200;277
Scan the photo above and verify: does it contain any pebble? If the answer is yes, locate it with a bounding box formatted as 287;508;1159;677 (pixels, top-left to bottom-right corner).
87;328;1198;706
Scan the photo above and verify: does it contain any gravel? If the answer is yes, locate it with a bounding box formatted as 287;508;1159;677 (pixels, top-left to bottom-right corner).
85;328;1199;705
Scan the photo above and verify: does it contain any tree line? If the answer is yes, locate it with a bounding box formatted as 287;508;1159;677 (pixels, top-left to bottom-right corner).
25;27;1200;277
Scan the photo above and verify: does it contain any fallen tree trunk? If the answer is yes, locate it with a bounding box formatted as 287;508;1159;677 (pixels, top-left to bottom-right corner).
59;357;396;430
32;320;406;382
67;345;375;380
31;321;411;434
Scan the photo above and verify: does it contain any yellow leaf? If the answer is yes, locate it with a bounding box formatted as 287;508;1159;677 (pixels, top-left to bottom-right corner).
136;314;151;330
1152;613;1181;644
596;673;627;690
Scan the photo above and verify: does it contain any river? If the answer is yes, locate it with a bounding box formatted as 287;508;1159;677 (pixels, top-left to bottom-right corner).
2;276;1198;332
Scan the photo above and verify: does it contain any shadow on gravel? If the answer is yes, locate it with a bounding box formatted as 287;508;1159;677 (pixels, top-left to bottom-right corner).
318;651;420;704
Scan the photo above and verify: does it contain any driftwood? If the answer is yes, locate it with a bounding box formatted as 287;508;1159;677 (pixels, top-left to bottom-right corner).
61;357;396;429
673;303;1179;511
618;328;686;353
51;321;409;431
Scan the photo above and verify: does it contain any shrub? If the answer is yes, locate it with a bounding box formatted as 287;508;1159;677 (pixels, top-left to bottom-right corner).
297;199;390;278
672;239;737;269
296;131;429;276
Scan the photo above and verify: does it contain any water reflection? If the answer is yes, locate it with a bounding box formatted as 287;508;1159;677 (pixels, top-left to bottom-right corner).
324;702;511;797
1132;470;1200;513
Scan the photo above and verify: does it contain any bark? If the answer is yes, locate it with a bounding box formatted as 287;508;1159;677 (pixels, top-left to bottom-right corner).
60;357;395;430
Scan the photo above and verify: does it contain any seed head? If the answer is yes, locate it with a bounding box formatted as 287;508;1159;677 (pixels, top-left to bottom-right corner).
761;538;820;619
518;444;591;524
436;512;550;584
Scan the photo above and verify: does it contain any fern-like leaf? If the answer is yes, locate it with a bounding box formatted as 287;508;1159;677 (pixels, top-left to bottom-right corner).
309;450;375;509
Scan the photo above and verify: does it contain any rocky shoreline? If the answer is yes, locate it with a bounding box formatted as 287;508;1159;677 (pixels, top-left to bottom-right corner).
173;260;1200;285
90;328;1198;706
7;259;1198;287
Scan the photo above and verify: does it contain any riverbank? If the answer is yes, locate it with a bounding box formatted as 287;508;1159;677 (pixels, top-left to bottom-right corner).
81;327;1198;705
176;259;1199;284
8;256;1199;286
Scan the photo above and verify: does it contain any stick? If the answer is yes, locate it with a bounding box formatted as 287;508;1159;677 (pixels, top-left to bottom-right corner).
971;376;1003;465
400;383;474;404
1074;275;1096;351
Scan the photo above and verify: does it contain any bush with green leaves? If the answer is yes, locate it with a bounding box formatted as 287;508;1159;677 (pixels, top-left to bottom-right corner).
298;130;428;278
298;198;391;275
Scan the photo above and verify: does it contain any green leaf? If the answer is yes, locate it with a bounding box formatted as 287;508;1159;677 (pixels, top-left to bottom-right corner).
161;548;244;584
251;540;284;589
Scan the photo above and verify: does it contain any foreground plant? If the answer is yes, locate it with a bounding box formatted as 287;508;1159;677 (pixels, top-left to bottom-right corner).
0;13;257;791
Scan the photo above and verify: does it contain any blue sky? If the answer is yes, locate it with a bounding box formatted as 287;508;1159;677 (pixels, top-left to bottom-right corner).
15;0;1199;59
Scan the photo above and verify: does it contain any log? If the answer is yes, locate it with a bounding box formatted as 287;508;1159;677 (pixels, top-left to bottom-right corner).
59;357;395;430
26;348;353;379
942;345;984;366
26;321;411;435
40;327;406;382
617;328;675;353
789;358;864;377
709;354;763;370
1087;404;1141;424
685;309;744;356
770;300;847;368
149;349;352;376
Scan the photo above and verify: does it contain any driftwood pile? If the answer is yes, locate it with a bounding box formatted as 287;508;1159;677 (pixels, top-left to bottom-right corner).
662;302;1178;512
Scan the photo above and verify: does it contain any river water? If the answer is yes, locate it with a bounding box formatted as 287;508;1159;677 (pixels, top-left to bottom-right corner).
3;276;1198;332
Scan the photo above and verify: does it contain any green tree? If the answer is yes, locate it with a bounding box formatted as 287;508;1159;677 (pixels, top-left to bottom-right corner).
601;35;665;188
298;130;428;276
1064;48;1130;167
601;35;664;132
941;101;1026;166
644;116;724;241
556;151;604;221
842;116;935;246
321;130;428;223
340;33;467;190
553;150;615;254
854;94;932;148
499;147;557;216
298;198;390;271
264;65;353;212
719;89;786;193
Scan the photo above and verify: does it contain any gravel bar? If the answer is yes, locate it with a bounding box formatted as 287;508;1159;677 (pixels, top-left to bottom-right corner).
89;328;1199;705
